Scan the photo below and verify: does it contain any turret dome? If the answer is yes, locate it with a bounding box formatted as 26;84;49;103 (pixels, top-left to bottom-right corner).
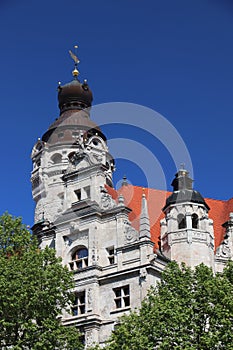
163;168;209;211
58;78;93;114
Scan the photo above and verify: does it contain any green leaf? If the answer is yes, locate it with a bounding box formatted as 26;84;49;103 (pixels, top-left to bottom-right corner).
0;213;83;350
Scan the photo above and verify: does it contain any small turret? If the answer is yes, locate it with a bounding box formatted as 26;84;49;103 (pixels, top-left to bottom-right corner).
161;167;214;268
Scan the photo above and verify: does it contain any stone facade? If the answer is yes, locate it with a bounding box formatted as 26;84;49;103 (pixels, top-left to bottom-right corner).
31;72;168;346
31;63;233;347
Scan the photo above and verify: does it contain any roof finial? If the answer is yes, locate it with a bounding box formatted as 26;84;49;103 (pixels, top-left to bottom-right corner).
122;175;128;187
69;44;80;78
180;162;185;170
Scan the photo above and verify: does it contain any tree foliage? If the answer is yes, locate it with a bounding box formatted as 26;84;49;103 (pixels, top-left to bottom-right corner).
95;261;233;350
0;213;83;350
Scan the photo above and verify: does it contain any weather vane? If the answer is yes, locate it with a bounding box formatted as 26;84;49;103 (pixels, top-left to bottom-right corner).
69;45;80;77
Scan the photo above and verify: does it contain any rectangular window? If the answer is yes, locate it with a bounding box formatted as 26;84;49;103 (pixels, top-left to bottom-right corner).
113;285;130;309
83;186;90;199
75;189;81;201
107;246;115;265
72;291;86;316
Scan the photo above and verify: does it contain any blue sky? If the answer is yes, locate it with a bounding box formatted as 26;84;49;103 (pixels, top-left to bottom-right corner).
0;0;233;226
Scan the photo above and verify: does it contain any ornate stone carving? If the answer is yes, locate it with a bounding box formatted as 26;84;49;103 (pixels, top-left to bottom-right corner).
139;267;147;280
216;234;231;258
87;288;93;310
89;152;103;164
86;330;94;347
65;142;92;173
70;221;79;233
91;248;96;264
124;222;138;243
100;187;116;210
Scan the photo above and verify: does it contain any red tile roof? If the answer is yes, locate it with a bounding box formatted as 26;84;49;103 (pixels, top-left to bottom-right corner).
107;185;233;251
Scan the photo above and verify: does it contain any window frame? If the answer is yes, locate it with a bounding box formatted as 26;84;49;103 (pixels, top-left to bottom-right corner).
72;291;86;316
69;247;88;271
106;246;115;265
113;285;130;309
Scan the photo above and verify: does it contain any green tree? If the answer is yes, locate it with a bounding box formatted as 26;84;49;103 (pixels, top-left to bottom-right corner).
93;261;233;350
0;213;83;350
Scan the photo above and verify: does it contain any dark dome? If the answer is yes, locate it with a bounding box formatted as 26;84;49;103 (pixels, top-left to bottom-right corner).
58;79;93;114
163;189;209;211
163;169;210;211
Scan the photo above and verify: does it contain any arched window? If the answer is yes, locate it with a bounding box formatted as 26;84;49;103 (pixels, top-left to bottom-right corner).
177;214;186;229
192;213;199;229
69;247;88;271
51;153;62;164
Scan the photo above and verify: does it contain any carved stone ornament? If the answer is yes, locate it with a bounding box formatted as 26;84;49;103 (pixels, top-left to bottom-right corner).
139;267;147;280
100;187;116;210
91;248;98;264
70;221;79;233
86;330;94;346
35;198;46;223
216;235;231;258
87;288;93;308
89;152;103;165
124;222;138;243
65;142;93;174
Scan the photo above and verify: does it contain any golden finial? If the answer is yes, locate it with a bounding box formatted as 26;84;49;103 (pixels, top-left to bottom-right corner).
142;187;146;197
69;45;80;78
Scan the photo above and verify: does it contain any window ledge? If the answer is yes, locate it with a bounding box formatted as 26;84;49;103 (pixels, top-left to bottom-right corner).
103;263;117;270
69;313;87;320
110;306;131;315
